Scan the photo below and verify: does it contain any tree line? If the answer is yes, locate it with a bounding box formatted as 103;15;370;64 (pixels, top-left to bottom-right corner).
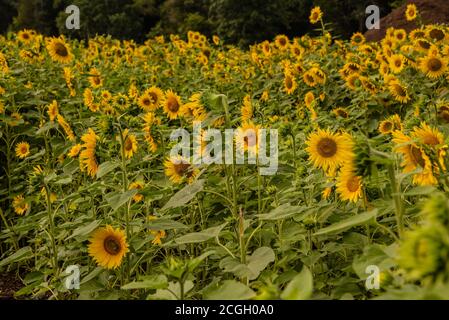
0;0;404;45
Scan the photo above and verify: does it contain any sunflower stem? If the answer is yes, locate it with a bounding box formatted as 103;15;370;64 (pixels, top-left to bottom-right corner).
387;163;404;238
45;184;59;279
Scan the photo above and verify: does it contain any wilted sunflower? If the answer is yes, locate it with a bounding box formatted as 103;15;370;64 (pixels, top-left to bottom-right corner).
309;6;323;24
15;141;30;159
306;129;354;172
163;90;183;120
13;195;28;215
88;225;129;269
46;37;72;64
336;164;363;203
164;156;198;184
405;4;418;21
419;54;447;79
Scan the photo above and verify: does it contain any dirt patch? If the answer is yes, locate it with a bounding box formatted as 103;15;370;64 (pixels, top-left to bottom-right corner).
0;273;23;300
365;0;449;42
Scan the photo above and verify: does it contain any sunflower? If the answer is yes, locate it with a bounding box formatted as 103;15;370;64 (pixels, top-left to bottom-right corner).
13;195;29;215
46;37;73;64
306;129;354;172
47;100;59;121
303;70;317;87
129;181;144;202
113;93;129;110
350;33;366;46
389;81;411;103
336;164;363;203
274;35;289;50
240;95;253;121
235;121;261;155
378;119;394;134
394;29;407;42
405;4;418;21
304;92;315;108
164;156;198;184
412;122;447;168
145;86;163;109
261;41;271;56
79;128;98;177
392;131;437;186
163;90;183;120
88;68;102;88
345;73;360;90
122;129;138;159
389;54;406;74
284;72;297;94
68;144;82;158
419;54;447;79
309;6;323;24
333;107;349;119
57;114;75;141
415;39;431;52
88;225;129;269
15;141;30;159
427;27;445;42
17;29;34;44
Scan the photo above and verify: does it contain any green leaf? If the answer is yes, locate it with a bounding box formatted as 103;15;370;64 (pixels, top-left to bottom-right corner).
257;203;305;220
161;179;204;211
404;186;437;196
0;246;33;268
147;218;188;230
313;209;378;236
246;247;275;280
96;161;121;179
105;189;138;212
280;266;313;300
204;280;256;300
352;245;395;280
175;222;227;244
122;275;168;290
67;220;101;240
53;174;72;185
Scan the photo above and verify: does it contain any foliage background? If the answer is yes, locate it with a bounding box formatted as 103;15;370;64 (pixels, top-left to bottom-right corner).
0;0;405;45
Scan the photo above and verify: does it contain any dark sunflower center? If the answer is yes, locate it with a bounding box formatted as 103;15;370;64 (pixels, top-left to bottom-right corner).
149;92;158;104
429;29;445;41
395;59;402;67
347;176;360;193
427;58;442;72
440;110;449;123
93;77;100;85
337;110;348;118
103;236;121;255
317;138;337;158
167;98;179;112
54;42;69;57
143;98;151;106
285;76;293;89
419;40;430;49
125;137;133;151
423;135;440;146
279;38;287;46
410;145;425;167
382;121;393;132
23;33;30;39
393;84;406;97
174;162;192;177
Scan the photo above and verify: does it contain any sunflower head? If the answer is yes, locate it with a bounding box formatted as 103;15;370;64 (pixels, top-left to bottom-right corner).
15;141;30;159
309;6;323;24
163;90;183;120
88;225;129;269
46;37;72;64
405;4;418;21
164;156;198;184
13;194;29;215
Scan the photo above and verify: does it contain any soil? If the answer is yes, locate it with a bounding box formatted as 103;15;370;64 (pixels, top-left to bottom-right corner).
364;0;449;42
0;272;23;300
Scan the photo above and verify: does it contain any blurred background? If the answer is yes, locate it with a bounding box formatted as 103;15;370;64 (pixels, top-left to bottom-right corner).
0;0;406;45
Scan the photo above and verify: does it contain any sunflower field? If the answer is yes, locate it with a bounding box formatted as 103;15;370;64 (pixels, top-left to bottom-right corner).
2;5;449;300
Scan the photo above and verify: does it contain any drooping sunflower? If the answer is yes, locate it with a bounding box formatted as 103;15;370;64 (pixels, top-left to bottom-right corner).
164;156;199;184
79;128;98;177
240;95;253;121
419;54;447;79
336;164;363;203
412;122;447;168
15;141;30;159
88;225;129;269
68;144;82;158
303;70;317;87
333;107;349;119
46;37;73;64
304;92;315;108
306;129;354;172
57;114;76;141
392;130;437;186
405;4;418;21
309;6;323;24
122;129;138;159
13;195;29;215
163;90;183;120
129;181;144;202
